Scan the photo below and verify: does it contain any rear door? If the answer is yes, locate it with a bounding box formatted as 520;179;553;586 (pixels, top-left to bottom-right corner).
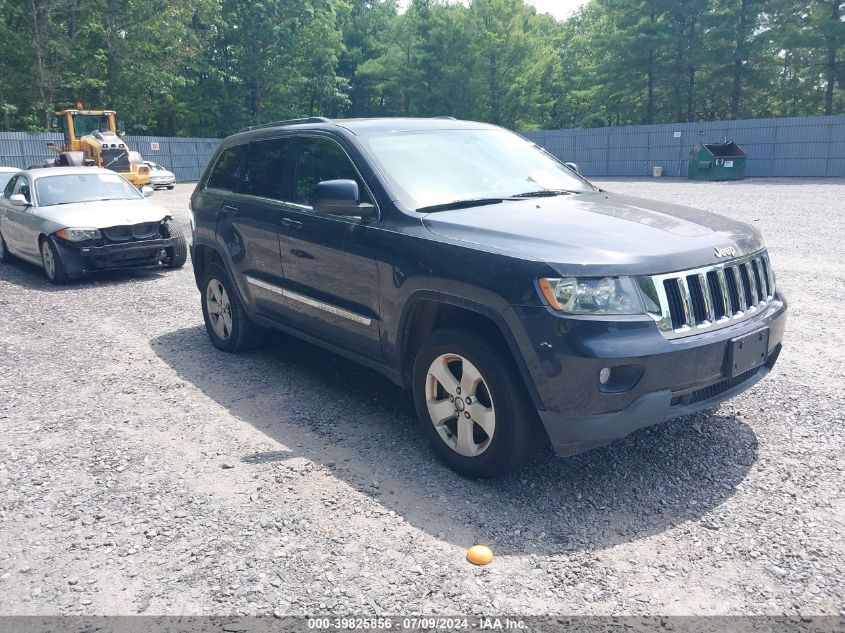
275;135;382;359
223;136;298;319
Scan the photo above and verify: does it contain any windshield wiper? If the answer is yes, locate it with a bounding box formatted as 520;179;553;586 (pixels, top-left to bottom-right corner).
510;189;576;198
417;198;508;213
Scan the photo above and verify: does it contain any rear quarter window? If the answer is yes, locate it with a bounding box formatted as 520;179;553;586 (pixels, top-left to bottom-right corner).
206;145;247;192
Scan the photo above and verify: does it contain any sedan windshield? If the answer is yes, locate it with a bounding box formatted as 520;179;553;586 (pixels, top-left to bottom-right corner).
359;128;593;211
36;173;142;207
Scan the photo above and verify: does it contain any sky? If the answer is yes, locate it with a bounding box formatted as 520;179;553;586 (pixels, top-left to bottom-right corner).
396;0;588;21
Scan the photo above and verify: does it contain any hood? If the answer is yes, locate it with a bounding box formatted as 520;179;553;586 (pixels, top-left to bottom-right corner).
39;199;170;229
422;191;765;276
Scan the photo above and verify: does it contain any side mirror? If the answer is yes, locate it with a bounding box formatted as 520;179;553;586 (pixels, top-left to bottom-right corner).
9;194;29;207
312;179;376;219
564;162;582;176
141;186;154;198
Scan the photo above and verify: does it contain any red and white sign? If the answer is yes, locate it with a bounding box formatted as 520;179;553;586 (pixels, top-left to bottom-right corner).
150;142;160;151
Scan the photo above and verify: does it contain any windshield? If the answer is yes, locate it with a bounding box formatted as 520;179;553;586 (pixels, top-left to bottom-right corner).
359;128;592;211
36;173;142;206
72;114;110;137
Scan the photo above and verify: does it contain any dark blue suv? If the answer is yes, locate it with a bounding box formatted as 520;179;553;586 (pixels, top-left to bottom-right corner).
189;117;787;478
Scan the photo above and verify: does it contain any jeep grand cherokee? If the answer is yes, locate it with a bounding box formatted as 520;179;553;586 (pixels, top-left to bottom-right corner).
189;117;786;478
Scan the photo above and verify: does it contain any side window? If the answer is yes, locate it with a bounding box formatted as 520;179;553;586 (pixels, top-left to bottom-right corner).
242;138;297;202
294;137;368;206
206;145;246;192
15;177;31;203
3;176;18;199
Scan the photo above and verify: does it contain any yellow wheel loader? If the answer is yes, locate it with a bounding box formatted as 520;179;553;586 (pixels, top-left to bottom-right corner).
46;104;150;188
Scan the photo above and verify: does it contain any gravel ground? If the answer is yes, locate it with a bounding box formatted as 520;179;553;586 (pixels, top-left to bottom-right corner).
0;178;843;617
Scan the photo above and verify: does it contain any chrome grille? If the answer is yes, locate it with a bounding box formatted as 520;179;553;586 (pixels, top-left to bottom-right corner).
640;251;776;340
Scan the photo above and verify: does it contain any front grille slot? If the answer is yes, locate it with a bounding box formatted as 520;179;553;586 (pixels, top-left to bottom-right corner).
725;267;741;313
707;271;726;319
663;280;686;329
649;250;777;340
738;265;754;307
686;275;707;324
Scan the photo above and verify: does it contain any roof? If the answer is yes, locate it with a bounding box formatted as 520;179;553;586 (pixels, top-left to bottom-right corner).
333;118;499;135
24;167;118;179
229;117;500;142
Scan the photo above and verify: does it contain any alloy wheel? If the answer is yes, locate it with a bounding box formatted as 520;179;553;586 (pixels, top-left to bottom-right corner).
206;279;233;341
41;241;55;280
425;353;496;457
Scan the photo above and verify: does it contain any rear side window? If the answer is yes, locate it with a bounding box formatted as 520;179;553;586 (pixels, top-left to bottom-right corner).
242;138;297;202
207;145;246;192
295;137;368;206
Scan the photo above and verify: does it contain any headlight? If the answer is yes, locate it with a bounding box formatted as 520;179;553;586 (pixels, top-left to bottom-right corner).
55;228;101;242
538;276;645;315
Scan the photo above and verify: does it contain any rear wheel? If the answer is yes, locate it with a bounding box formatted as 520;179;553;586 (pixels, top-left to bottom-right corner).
40;237;68;284
200;263;264;353
162;219;187;269
412;329;544;478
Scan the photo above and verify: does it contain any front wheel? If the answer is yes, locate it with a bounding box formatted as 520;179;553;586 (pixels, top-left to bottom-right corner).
40;237;68;284
200;263;264;353
161;219;187;269
0;231;8;263
412;329;545;478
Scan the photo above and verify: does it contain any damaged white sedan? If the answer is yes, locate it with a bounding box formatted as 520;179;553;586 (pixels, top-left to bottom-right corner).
0;167;187;283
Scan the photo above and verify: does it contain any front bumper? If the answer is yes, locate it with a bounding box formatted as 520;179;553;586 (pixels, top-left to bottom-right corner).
55;237;175;276
150;177;176;188
506;295;787;456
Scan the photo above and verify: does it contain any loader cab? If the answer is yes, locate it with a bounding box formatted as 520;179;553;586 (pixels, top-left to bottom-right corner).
56;109;118;148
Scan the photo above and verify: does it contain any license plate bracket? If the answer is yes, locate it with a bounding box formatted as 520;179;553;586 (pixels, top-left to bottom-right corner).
728;327;770;377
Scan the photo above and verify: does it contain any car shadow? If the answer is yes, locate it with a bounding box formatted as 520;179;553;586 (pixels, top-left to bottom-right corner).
150;325;759;556
0;255;169;291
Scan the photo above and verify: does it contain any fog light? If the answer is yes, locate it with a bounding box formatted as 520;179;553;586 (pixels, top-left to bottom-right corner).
599;367;611;384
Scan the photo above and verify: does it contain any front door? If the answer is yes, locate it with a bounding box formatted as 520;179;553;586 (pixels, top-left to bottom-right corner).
1;175;41;261
276;136;382;360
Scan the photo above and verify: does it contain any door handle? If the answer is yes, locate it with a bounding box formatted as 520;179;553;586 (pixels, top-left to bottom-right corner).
221;205;239;217
280;217;303;229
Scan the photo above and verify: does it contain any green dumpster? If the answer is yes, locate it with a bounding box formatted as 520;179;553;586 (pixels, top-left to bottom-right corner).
687;141;747;181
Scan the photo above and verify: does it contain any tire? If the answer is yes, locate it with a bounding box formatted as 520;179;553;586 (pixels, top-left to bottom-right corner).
200;263;264;353
412;328;545;478
0;231;8;263
40;237;68;284
161;219;187;269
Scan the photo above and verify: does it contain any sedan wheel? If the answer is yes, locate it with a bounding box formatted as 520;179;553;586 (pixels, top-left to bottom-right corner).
425;353;496;457
41;240;56;280
206;279;233;341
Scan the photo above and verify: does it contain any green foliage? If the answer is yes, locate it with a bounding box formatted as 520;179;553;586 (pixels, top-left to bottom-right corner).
0;0;841;135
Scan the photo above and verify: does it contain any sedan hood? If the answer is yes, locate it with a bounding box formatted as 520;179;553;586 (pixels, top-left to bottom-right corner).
39;199;170;229
422;192;765;276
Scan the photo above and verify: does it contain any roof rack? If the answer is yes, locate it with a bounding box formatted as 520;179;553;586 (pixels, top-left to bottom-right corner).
239;117;330;133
